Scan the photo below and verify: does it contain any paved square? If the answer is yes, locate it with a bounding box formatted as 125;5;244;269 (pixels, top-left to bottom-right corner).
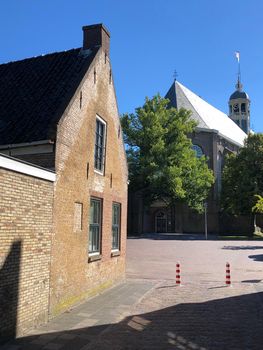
2;234;263;349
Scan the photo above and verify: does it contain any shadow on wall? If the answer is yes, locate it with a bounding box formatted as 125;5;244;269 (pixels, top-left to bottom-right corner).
0;241;21;344
5;288;263;349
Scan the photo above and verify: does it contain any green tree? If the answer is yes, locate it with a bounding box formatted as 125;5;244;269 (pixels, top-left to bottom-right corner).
221;133;263;215
253;195;263;214
121;94;214;212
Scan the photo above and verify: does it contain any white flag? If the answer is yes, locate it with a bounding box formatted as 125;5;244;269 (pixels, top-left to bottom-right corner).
235;51;240;62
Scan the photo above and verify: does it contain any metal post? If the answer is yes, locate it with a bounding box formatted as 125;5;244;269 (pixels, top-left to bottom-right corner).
204;202;208;240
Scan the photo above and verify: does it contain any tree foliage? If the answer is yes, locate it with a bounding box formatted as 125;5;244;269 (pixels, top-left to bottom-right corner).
221;133;263;215
121;94;214;212
253;195;263;214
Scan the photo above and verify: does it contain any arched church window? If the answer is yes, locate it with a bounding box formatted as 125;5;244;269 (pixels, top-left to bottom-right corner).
192;144;204;158
241;103;246;113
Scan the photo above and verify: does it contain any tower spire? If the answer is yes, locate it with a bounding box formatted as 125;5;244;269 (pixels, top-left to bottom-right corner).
229;51;250;134
235;51;242;91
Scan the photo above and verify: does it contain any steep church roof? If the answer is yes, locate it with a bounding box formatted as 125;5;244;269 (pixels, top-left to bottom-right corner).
166;81;247;147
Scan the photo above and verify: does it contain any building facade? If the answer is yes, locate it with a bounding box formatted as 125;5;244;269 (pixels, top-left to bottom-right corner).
128;81;251;235
0;24;128;338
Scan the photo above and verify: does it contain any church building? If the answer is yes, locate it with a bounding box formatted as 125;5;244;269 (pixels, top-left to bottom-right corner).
128;77;250;235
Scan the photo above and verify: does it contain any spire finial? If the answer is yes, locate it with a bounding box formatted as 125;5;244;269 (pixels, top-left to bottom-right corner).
235;51;242;91
173;70;178;81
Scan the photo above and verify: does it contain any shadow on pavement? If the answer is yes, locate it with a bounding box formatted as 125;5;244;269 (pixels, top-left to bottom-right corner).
248;254;263;262
222;245;263;250
4;291;263;350
242;279;262;283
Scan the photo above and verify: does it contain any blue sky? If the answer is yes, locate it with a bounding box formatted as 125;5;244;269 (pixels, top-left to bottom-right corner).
1;0;263;131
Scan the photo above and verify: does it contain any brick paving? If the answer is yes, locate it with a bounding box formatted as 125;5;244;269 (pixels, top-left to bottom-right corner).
2;235;263;349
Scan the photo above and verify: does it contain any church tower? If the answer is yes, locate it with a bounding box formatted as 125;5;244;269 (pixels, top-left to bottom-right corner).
228;53;250;134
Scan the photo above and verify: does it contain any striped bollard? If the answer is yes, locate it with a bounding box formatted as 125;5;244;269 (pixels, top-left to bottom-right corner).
176;262;181;285
226;262;231;286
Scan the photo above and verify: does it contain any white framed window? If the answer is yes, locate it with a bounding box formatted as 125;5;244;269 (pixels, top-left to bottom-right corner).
94;116;106;174
112;203;121;251
89;198;102;254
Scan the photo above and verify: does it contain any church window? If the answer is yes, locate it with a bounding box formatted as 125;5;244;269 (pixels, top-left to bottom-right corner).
94;116;107;173
192;144;204;158
241;103;246;113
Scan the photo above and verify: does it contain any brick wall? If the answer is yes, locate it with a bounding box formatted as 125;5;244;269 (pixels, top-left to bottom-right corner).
49;48;128;315
0;166;54;339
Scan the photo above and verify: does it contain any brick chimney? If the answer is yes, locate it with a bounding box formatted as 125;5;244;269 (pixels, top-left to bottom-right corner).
82;24;110;56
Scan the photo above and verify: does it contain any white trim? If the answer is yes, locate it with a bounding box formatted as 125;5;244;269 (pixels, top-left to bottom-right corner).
88;252;100;257
94;115;107;174
0;154;56;182
96;114;107;126
111;249;120;253
94;169;104;176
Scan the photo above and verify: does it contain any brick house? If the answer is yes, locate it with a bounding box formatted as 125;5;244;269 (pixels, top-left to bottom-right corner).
0;24;128;337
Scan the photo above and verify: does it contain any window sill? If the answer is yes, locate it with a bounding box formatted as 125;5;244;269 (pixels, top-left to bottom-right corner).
111;250;120;257
94;169;104;176
88;254;102;262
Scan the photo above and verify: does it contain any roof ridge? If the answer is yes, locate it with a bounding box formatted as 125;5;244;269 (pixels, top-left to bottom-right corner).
0;47;81;67
176;81;210;129
175;81;246;146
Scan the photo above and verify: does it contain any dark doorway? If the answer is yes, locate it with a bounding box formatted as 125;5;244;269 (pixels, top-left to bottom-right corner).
155;211;167;233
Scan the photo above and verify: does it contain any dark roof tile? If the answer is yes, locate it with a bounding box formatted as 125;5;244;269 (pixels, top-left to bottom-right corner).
0;47;99;144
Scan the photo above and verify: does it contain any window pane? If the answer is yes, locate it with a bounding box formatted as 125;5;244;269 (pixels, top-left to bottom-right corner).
112;203;120;250
89;199;101;253
94;118;106;172
90;201;94;223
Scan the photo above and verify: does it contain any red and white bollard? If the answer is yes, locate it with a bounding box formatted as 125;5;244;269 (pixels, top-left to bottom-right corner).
176;262;181;285
226;262;231;286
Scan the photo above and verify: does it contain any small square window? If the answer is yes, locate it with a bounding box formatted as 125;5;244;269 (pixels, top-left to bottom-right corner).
112;203;121;250
89;198;102;254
